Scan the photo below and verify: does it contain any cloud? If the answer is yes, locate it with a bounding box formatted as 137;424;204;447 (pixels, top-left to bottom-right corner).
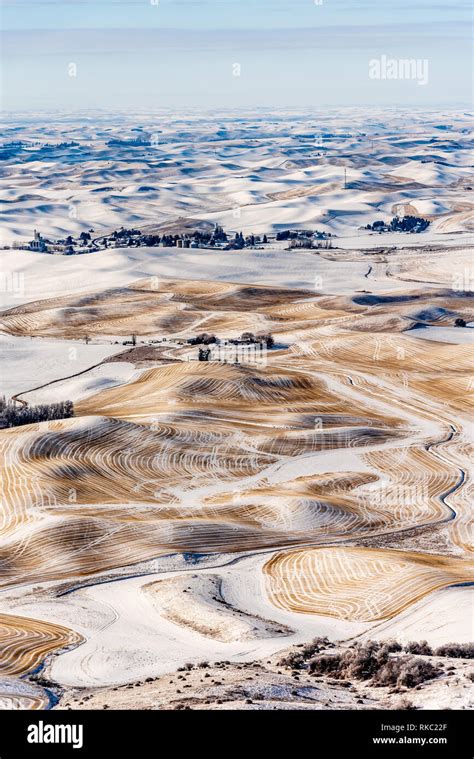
3;21;469;57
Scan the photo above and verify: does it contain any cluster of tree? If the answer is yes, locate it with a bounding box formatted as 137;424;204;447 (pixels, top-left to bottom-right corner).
198;347;212;362
209;225;228;244
232;232;246;248
112;232;175;247
4;140;78;149
0;398;74;428
192;231;211;244
61;231;94;253
111;227;141;240
231;232;267;249
107;138;151;147
140;234;162;246
0;142;82;163
235;332;275;347
187;333;217;346
41;142;81;152
276;229;331;241
188;332;274;347
107;226;230;249
277;229;311;241
366;216;430;233
4;141;27;148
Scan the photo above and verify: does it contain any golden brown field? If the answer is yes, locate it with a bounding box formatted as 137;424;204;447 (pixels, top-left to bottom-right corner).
0;246;472;708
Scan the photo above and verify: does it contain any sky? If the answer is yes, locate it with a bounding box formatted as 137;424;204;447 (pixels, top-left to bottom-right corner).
2;0;472;111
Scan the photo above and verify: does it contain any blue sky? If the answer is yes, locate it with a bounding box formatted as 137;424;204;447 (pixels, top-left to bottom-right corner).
2;0;472;110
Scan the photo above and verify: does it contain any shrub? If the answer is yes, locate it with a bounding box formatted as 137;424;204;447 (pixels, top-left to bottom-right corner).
308;654;343;676
384;640;403;653
398;697;417;710
279;637;332;668
374;657;441;688
255;333;275;348
187;333;216;346
308;641;442;689
405;641;433;656
396;658;442;688
278;652;305;669
434;643;474;659
342;641;391;681
301;637;332;656
240;332;256;343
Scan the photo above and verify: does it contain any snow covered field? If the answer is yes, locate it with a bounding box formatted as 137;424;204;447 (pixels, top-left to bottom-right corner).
0;334;124;398
20;362;138;405
408;325;474;345
0;109;472;711
1;109;472;247
5;554;366;689
0;245;393;311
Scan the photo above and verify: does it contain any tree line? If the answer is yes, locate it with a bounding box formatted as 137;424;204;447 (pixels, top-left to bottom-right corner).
0;397;74;428
188;332;275;347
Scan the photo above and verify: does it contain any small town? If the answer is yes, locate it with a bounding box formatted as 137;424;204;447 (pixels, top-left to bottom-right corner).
8;213;430;257
9;225;336;255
